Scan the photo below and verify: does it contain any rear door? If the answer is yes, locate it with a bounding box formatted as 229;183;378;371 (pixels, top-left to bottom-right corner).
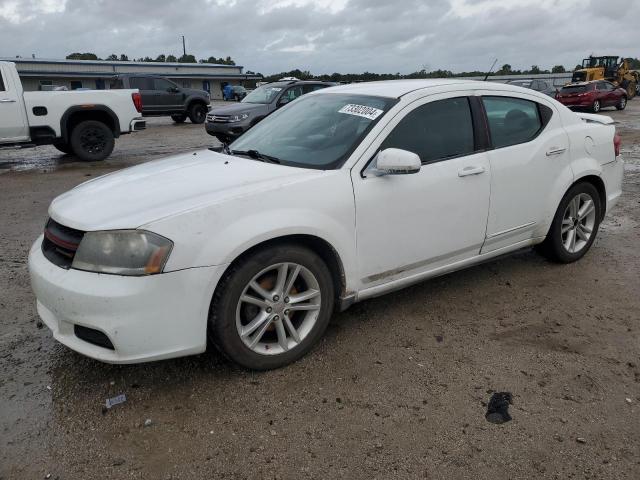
0;64;29;143
478;93;572;252
129;77;157;113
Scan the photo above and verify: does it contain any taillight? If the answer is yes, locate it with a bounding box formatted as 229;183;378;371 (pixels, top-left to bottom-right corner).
132;92;143;113
614;133;621;157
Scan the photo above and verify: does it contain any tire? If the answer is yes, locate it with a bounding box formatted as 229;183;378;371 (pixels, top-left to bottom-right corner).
69;120;114;162
53;141;72;154
209;244;335;370
188;103;207;124
591;100;601;113
616;96;627;110
171;114;187;123
538;182;601;263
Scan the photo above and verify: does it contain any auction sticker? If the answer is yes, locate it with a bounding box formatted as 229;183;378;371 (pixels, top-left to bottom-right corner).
338;104;383;120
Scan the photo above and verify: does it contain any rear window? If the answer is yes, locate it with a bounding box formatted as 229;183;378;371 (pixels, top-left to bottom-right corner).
109;79;124;89
560;85;590;94
129;77;154;90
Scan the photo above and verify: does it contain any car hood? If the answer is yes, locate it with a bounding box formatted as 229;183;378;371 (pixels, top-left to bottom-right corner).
208;102;268;116
49;150;325;231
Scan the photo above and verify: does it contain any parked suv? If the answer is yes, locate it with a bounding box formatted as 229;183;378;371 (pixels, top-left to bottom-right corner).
206;80;335;143
110;74;211;124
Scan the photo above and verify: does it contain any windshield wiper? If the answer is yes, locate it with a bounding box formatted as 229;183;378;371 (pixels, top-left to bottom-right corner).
231;149;281;164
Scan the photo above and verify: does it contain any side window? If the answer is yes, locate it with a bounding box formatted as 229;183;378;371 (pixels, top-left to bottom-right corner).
109;79;124;89
381;97;475;163
129;77;153;90
153;78;175;91
0;70;5;92
280;86;304;104
70;80;83;90
482;96;543;149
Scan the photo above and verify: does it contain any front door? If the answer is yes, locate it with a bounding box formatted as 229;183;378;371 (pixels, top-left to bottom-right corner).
0;64;28;143
153;78;183;112
352;94;491;288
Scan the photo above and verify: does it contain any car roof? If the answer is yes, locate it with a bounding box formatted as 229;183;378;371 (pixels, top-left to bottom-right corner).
264;80;335;88
315;79;533;99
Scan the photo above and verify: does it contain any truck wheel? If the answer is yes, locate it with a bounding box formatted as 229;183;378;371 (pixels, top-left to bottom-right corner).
53;141;72;154
188;103;207;124
171;114;187;123
69;120;114;162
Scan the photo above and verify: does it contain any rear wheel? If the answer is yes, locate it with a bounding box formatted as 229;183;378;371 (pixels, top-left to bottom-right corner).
538;182;601;263
69;120;114;162
616;96;627;110
591;100;601;113
171;114;187;123
188;103;207;124
209;244;335;370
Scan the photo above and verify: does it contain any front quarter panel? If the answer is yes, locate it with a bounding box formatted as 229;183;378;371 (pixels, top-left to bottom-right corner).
143;169;358;293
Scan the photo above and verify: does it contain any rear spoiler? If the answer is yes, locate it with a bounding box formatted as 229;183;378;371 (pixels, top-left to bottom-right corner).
577;113;615;125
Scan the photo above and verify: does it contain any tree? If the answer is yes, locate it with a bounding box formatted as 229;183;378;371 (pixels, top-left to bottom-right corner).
178;54;197;63
155;54;166;62
66;52;100;60
166;54;177;62
529;65;541;74
106;54;118;61
119;54;129;61
574;64;582;71
551;65;566;73
498;63;512;74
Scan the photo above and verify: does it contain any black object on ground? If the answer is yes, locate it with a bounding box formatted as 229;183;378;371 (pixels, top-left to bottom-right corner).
485;392;513;424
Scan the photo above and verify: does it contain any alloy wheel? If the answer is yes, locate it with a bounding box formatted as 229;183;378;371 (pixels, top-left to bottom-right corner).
79;127;106;154
235;262;322;355
561;193;597;254
593;100;600;113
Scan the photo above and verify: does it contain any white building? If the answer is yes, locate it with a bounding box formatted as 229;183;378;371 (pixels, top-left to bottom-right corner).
1;57;262;100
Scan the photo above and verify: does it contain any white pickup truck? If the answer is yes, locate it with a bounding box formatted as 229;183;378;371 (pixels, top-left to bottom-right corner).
0;61;145;161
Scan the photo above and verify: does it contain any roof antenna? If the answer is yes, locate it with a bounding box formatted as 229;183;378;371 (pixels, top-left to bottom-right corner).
483;58;498;81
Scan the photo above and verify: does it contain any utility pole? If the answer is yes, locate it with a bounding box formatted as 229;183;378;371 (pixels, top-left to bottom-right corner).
181;35;186;57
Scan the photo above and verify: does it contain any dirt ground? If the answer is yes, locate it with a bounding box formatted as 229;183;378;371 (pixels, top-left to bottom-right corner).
1;101;639;480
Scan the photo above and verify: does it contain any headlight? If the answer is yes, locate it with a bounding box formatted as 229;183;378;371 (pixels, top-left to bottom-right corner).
72;230;173;276
229;113;249;122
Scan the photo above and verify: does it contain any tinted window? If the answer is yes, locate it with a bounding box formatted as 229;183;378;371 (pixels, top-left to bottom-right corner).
70;81;83;90
279;86;304;104
129;77;153;90
381;97;475;163
482;96;542;149
109;79;124;89
153;78;175;91
0;71;5;91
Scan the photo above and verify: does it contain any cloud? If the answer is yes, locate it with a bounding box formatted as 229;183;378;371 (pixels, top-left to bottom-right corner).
0;0;638;74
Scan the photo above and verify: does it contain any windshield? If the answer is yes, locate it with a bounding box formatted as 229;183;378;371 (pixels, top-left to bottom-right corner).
231;93;397;169
242;84;285;104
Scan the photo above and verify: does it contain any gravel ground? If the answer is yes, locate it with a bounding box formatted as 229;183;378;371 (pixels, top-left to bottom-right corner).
1;101;639;480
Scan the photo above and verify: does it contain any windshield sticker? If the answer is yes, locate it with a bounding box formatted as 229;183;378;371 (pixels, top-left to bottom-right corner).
338;104;383;120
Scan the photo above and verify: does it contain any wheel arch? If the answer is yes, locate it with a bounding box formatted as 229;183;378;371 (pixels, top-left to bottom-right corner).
186;97;208;112
571;174;606;220
61;106;119;142
215;233;348;309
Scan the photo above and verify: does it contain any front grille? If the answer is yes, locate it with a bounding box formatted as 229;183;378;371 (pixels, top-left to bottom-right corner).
74;325;115;350
41;218;84;269
206;114;231;123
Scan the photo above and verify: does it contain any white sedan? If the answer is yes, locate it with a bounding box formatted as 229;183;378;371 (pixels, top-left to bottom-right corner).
29;80;624;370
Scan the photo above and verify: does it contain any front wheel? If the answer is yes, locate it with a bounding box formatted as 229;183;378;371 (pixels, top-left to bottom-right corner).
69;120;114;162
591;100;601;113
188;103;207;124
209;244;335;370
616;96;627;110
538;182;601;263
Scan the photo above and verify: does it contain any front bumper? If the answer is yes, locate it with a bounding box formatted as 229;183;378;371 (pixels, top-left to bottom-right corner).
29;235;226;364
204;119;251;139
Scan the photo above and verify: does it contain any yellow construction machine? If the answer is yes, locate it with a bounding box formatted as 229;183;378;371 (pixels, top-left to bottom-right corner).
571;56;639;98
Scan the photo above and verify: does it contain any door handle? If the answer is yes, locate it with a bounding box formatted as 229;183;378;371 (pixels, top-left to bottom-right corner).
546;147;566;156
0;98;16;103
458;165;486;177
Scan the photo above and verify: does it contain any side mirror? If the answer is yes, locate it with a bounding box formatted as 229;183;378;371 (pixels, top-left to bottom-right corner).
372;148;421;176
168;87;179;93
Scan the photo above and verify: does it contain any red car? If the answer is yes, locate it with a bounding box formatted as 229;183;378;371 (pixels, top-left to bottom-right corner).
556;80;627;113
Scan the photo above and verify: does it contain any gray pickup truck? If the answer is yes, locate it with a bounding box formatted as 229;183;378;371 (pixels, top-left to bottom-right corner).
110;74;210;124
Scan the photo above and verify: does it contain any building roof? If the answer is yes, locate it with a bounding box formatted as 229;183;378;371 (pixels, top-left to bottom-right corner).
2;57;242;69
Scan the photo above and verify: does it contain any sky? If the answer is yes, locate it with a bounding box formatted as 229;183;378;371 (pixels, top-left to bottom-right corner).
0;0;638;75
